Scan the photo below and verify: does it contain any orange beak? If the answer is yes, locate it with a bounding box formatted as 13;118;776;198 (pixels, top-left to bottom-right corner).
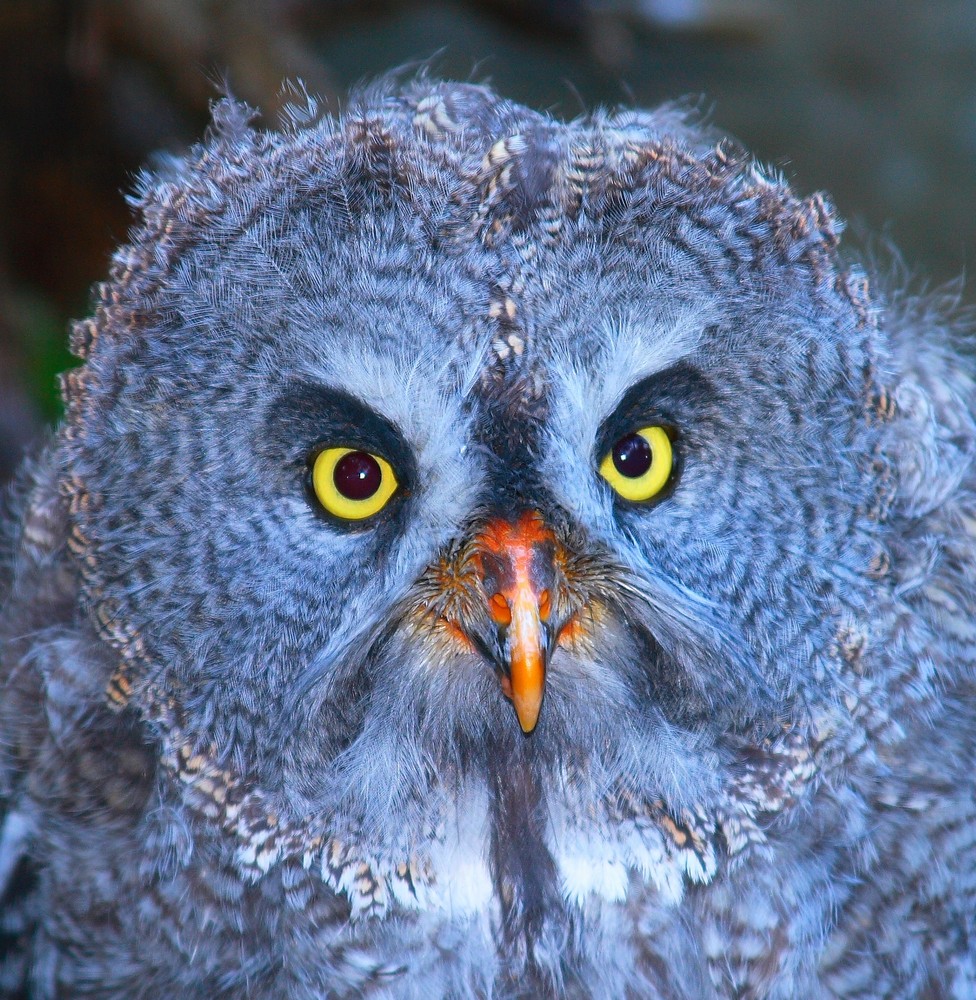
473;512;555;734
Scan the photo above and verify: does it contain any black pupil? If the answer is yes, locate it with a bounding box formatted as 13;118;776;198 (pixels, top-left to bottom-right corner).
612;433;652;478
333;451;383;501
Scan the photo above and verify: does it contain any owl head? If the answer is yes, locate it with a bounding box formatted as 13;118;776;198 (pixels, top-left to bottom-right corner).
59;76;889;921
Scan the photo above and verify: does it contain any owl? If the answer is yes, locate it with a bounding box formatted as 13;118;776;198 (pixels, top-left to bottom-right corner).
2;73;976;999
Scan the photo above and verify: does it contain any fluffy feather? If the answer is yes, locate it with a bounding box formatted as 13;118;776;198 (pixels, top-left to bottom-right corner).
2;76;975;998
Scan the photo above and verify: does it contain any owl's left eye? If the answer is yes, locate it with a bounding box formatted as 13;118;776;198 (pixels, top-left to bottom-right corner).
310;447;399;521
599;426;674;502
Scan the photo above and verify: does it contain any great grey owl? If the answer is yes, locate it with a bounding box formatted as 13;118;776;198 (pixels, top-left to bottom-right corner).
1;75;975;999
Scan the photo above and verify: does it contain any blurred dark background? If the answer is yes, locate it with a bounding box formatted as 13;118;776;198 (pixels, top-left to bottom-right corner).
2;0;975;481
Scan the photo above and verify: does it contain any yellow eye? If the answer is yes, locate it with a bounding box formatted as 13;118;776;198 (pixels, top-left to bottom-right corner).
599;426;674;502
311;447;399;521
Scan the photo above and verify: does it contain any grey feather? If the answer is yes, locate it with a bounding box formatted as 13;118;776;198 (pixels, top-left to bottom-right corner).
2;76;975;998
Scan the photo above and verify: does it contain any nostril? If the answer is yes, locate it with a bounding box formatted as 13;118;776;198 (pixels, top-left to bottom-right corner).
489;592;512;627
538;589;551;622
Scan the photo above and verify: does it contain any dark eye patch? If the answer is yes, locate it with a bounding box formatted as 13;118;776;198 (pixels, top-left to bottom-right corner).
594;361;716;462
261;378;417;532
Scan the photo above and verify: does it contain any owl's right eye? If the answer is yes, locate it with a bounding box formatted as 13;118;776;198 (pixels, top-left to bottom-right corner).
310;446;399;521
598;425;674;503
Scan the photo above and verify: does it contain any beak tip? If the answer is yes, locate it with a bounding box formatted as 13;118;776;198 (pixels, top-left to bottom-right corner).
513;694;543;734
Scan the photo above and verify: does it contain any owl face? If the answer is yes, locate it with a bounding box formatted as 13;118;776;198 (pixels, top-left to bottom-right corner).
61;82;881;900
